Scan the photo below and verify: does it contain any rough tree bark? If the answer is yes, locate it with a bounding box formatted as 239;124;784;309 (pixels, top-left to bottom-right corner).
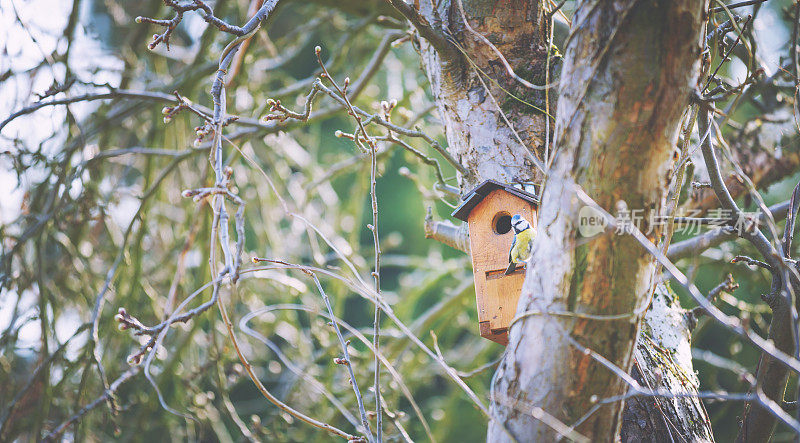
621;283;714;442
415;0;550;191
484;1;707;441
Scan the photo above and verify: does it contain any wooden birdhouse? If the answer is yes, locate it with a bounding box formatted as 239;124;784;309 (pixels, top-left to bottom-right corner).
452;180;539;345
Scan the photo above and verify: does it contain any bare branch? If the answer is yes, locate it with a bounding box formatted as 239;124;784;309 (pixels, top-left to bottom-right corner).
424;207;470;253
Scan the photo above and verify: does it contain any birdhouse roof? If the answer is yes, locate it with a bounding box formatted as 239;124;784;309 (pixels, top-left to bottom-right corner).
451;179;539;222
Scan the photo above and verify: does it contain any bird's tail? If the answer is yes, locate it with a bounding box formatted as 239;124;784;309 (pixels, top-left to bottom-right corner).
504;262;516;276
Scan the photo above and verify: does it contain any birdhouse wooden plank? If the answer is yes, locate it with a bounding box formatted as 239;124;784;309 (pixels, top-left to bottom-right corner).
452;180;539;345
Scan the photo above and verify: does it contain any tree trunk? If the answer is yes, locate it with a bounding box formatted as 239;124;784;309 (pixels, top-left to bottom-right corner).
409;0;712;440
485;1;707;441
620;283;714;442
417;0;550;192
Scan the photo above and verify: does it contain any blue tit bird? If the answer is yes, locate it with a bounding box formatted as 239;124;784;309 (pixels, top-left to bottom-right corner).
504;214;534;275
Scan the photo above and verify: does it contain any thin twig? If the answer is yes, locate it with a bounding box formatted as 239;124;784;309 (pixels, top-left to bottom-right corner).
687;273;739;321
253;258;374;441
303;47;380;440
702;15;752;93
42;367;141;442
218;283;364;441
711;0;768;13
732;255;773;271
240;301;436;442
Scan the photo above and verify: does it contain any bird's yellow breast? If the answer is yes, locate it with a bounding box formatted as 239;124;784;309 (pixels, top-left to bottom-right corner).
510;228;534;263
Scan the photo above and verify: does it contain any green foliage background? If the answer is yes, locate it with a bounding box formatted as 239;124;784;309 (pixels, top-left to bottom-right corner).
0;0;798;441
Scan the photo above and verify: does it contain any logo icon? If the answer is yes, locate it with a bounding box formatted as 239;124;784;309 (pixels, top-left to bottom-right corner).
578;205;606;237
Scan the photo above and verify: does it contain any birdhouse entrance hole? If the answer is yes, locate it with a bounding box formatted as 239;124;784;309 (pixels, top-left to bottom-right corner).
492;212;512;235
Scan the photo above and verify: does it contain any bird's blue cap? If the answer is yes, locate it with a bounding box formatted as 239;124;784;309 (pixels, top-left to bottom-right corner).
511;214;522;224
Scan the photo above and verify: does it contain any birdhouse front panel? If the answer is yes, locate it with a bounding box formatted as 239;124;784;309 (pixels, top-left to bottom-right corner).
466;189;537;345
